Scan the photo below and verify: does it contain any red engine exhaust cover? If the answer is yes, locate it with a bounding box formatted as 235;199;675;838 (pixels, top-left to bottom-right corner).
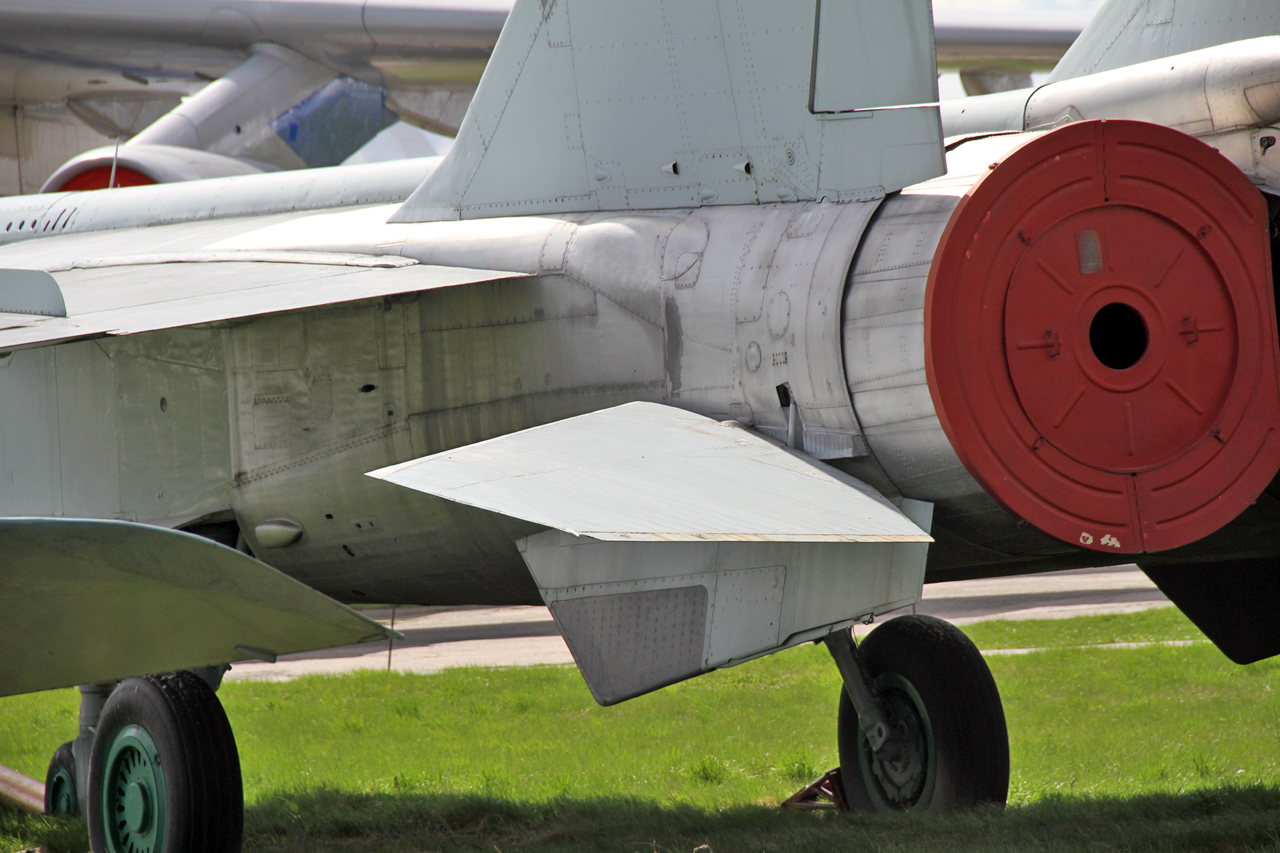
925;120;1280;554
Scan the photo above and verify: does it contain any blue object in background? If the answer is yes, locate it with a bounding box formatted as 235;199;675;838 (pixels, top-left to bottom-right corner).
272;77;399;168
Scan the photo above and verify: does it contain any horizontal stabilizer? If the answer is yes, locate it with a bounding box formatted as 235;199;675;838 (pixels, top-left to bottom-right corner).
368;402;930;542
0;257;525;352
0;519;393;697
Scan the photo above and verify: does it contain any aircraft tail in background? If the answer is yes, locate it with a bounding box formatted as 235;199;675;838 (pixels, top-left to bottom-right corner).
1049;0;1280;81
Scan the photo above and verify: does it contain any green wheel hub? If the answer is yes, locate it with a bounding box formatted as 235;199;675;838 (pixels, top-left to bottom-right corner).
47;765;76;816
101;725;166;853
856;672;937;810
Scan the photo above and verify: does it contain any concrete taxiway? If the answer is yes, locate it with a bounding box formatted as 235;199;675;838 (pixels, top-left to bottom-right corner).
226;564;1169;683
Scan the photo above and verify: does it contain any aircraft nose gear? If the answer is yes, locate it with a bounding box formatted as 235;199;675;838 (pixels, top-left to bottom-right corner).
825;615;1008;812
86;671;243;853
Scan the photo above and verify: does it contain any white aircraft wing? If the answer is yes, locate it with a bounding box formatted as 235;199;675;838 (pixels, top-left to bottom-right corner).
0;257;525;352
0;518;396;697
370;402;930;543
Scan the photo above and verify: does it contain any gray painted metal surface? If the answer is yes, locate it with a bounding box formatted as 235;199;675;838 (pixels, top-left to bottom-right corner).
392;0;944;222
370;402;929;542
519;498;933;704
0;157;439;249
1049;0;1280;83
1025;37;1280;136
0;518;392;697
942;38;1280;193
0;269;65;317
207;197;883;455
0;259;523;352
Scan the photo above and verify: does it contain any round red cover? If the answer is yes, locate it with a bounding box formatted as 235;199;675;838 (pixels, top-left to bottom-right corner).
925;120;1280;554
55;166;155;192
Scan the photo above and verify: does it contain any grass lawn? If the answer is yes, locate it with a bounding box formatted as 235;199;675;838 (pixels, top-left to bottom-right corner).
4;606;1280;852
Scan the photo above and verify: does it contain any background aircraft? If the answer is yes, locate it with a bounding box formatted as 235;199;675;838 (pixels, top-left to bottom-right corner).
0;0;1091;194
5;0;1280;852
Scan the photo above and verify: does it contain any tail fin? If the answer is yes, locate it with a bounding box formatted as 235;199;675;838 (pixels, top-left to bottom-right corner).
392;0;944;222
1050;0;1280;82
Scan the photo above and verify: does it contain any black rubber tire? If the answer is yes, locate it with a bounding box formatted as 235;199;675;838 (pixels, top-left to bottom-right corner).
87;671;243;853
838;615;1009;812
44;741;78;816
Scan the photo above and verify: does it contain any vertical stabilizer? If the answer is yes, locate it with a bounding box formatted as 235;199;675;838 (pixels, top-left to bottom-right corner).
392;0;943;222
1050;0;1280;82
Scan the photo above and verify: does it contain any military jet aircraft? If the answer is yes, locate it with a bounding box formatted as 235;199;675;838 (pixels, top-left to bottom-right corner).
4;0;1280;851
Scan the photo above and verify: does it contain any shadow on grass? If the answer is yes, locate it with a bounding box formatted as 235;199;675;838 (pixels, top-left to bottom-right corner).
7;786;1280;853
242;785;1280;853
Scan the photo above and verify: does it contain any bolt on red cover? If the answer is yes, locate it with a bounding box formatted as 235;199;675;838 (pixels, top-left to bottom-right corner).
925;120;1280;554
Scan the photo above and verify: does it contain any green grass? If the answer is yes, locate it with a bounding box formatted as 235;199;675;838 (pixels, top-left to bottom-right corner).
961;604;1202;651
5;608;1280;852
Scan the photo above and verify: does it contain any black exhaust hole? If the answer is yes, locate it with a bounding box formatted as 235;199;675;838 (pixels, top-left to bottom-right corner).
1089;302;1148;370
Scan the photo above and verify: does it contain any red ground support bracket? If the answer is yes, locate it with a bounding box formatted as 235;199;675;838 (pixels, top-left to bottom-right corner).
782;767;848;812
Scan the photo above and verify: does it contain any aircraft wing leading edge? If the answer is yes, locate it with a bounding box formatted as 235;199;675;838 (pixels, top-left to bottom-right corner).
0;258;528;353
0;519;395;698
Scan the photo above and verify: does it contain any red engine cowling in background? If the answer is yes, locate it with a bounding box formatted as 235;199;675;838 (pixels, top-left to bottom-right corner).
54;167;156;192
925;120;1280;555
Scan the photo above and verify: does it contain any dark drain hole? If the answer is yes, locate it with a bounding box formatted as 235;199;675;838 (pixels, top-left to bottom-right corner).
1089;302;1148;370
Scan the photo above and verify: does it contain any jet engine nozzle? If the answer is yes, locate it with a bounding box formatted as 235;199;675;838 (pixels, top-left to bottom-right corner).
926;120;1280;554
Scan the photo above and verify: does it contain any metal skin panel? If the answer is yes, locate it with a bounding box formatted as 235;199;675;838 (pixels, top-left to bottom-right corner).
391;0;944;222
206;198;881;457
1028;38;1280;135
0;261;527;353
1049;0;1280;83
0;157;439;250
942;38;1280;196
810;1;937;113
0;331;231;528
0;191;892;605
519;499;931;704
369;402;929;542
0;518;393;697
549;586;709;705
0;269;64;316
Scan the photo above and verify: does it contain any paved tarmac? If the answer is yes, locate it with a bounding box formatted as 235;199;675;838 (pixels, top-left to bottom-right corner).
226;564;1169;683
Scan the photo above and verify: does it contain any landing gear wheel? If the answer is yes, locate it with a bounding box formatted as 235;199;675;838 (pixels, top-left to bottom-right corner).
44;741;78;816
838;615;1008;812
87;672;243;853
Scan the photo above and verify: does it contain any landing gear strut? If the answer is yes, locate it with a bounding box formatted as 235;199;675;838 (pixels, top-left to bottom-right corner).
825;615;1009;811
